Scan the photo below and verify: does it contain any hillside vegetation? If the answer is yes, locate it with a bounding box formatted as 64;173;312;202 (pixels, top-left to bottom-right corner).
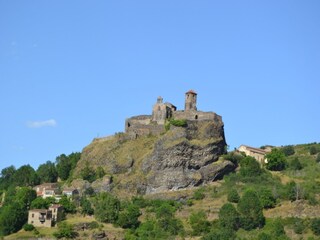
1;142;320;239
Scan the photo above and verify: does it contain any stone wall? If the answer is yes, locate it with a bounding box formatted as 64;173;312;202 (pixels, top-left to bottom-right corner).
125;115;165;137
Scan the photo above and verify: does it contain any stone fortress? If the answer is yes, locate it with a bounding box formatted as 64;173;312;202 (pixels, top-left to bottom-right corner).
125;90;223;137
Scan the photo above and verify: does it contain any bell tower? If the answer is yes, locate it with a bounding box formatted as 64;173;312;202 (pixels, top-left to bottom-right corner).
185;90;197;111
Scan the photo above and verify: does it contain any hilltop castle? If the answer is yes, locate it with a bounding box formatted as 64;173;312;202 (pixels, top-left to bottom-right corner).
125;90;222;137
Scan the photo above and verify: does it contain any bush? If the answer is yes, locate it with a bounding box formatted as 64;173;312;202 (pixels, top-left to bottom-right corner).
311;218;320;235
23;223;35;231
190;211;211;236
227;189;240;203
239;156;262;178
271;218;286;237
310;146;319;155
88;221;99;229
257;232;272;240
293;218;305;234
316;154;320;163
290;157;303;170
237;189;265;230
281;145;295;156
258;188;276;209
53;222;78;239
219;203;240;231
266;149;287;171
169;119;187;127
193;188;205;200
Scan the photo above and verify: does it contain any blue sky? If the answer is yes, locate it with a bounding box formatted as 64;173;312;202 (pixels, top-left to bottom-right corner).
1;1;319;171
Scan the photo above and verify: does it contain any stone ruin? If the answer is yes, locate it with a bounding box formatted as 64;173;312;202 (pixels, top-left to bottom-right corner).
125;90;222;138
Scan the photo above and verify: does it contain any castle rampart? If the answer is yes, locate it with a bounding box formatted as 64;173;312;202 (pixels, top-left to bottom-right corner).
125;90;222;138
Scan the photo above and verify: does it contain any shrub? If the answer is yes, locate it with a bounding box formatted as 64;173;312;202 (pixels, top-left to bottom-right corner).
290;157;303;170
189;211;211;236
281;145;295;156
53;222;77;239
316;154;320;163
219;203;240;231
88;221;99;229
23;223;35;231
257;232;272;240
266;149;287;171
271;218;286;237
293;218;305;234
169;119;187;127
311;218;320;235
94;192;120;223
227;189;240;203
310;146;319;155
239;156;262;178
258;188;276;209
193;188;205;200
237;189;265;230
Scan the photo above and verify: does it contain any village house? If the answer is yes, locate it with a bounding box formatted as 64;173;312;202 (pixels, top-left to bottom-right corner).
238;145;270;164
33;183;60;198
62;188;79;198
28;204;63;228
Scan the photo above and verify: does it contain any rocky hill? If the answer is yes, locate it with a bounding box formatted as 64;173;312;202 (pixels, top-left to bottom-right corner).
72;118;235;196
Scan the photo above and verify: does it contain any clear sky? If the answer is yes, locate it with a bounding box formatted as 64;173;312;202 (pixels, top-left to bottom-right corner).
1;1;320;171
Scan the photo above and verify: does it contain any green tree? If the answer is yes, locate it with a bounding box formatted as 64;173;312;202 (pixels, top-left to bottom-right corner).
0;165;16;190
285;181;304;201
12;165;40;187
266;149;287;171
56;152;81;181
239;156;262;178
15;187;37;209
37;161;58;183
117;204;141;229
237;189;265;230
53;221;78;239
271;218;286;237
219;203;240;231
202;228;236;240
189;211;211;236
80;197;94;216
31;197;55;209
59;195;76;214
290;157;303;170
227;189;240;203
94;192;120;223
0;201;28;236
257;232;272;240
311;218;320;235
258;188;276;209
80;162;96;183
281;145;295;156
310;146;319;155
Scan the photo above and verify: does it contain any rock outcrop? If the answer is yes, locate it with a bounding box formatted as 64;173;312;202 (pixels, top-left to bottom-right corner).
74;115;235;196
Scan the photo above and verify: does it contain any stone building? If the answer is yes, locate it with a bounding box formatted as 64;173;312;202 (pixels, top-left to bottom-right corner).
125;90;223;138
238;145;269;164
28;204;63;228
185;90;197;111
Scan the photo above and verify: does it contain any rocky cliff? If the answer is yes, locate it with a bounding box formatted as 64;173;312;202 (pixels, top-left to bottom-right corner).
73;117;235;196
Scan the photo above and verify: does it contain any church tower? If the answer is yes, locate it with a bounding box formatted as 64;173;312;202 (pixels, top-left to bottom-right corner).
185;90;197;111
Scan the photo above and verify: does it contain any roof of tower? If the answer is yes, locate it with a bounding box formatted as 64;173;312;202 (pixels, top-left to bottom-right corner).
186;90;197;95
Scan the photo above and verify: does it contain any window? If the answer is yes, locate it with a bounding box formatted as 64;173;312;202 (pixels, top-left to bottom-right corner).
32;213;34;218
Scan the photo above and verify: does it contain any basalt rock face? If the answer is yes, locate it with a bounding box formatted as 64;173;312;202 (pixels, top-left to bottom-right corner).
142;120;235;194
76;117;235;196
